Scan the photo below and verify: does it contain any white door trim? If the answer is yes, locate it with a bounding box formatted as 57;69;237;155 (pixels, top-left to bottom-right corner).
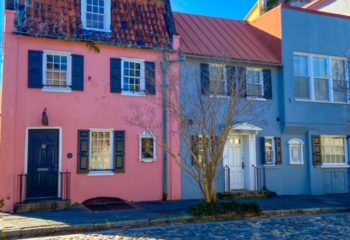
24;127;63;198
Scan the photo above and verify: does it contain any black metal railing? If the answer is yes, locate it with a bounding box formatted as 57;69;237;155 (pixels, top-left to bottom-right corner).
252;164;266;191
224;165;230;193
60;172;71;201
16;172;71;203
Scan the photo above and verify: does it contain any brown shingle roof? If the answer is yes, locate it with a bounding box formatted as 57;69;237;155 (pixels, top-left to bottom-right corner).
174;13;281;65
15;0;175;50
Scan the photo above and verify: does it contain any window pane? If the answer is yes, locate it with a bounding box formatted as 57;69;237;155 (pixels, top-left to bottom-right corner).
294;55;308;76
123;61;142;93
45;54;69;88
321;136;345;164
209;64;226;95
141;138;154;159
313;57;328;78
333;59;348;102
315;78;329;101
265;138;273;164
90;130;112;170
295;76;310;99
247;70;263;98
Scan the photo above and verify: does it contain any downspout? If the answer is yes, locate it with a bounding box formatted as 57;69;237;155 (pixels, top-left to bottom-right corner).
161;52;170;201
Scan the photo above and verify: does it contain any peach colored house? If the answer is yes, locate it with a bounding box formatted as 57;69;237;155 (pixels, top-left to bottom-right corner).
1;0;181;212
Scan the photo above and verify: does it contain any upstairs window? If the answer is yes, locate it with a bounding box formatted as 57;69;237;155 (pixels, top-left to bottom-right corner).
294;53;349;103
82;0;111;32
43;52;71;89
122;59;145;95
209;64;227;95
246;68;264;98
294;55;310;99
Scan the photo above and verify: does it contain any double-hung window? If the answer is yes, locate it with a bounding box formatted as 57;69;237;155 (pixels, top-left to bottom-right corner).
246;68;264;98
321;136;346;165
90;130;113;171
332;59;348;103
294;55;310;99
313;57;329;101
43;52;71;90
81;0;111;32
209;64;226;95
264;137;275;165
294;53;349;103
122;59;145;95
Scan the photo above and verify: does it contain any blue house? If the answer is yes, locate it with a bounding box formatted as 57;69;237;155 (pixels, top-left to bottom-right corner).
175;4;350;199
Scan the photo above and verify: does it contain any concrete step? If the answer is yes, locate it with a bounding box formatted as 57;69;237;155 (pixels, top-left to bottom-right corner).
15;200;71;213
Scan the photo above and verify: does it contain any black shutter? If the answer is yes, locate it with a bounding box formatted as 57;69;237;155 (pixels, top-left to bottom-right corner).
237;66;247;97
312;136;322;165
114;131;125;172
226;66;236;96
77;130;90;174
200;63;210;95
28;50;43;88
275;137;282;165
263;69;272;99
262;137;267;165
110;58;122;93
145;61;156;95
71;54;84;91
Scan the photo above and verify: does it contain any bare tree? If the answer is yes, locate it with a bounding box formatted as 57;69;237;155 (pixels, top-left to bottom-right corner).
124;55;270;203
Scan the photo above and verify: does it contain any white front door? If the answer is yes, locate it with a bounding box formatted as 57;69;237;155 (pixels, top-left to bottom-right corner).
228;137;244;190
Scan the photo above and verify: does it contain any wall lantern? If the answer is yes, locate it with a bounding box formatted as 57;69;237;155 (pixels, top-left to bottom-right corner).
41;108;49;126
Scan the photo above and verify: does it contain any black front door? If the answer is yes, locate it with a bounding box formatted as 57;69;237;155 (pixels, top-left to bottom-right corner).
27;129;59;200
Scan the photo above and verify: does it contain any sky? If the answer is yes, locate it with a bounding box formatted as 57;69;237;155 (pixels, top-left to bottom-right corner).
0;0;257;84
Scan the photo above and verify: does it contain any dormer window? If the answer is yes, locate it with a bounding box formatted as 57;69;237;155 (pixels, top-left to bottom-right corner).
81;0;111;32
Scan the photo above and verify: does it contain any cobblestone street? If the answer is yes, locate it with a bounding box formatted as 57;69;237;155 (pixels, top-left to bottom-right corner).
25;213;350;240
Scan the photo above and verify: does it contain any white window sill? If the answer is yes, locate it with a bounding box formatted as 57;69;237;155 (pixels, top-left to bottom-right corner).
264;164;279;168
42;87;72;93
83;27;111;33
88;171;115;176
140;158;157;163
247;97;266;101
122;91;145;97
295;98;349;105
321;164;350;169
289;162;304;166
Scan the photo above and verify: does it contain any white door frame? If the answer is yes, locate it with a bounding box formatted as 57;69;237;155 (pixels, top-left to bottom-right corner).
24;127;63;198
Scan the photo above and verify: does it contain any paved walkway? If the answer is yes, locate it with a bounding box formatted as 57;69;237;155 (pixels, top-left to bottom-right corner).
25;213;350;239
1;194;350;238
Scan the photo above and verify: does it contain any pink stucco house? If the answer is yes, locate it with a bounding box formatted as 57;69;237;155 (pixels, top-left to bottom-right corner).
0;0;181;212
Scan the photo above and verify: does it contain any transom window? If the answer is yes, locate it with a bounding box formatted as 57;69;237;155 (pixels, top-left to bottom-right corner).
246;68;264;98
43;52;71;89
294;53;349;103
288;138;304;165
140;131;157;162
321;136;346;165
90;130;113;170
82;0;111;32
122;59;145;95
209;64;226;95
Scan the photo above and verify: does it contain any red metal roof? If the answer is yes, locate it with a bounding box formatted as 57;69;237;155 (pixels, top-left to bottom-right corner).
173;12;281;65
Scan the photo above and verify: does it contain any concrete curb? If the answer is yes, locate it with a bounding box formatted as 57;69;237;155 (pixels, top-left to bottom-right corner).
1;208;350;239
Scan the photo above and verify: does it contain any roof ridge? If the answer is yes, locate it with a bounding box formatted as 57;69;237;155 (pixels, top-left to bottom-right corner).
173;11;247;23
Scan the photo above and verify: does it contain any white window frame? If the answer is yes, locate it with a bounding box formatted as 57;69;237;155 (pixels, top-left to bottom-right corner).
88;129;114;174
264;136;276;166
246;67;265;100
294;52;349;104
139;130;157;163
121;58;145;96
81;0;111;32
288;138;304;165
320;135;348;168
42;51;72;93
208;64;228;96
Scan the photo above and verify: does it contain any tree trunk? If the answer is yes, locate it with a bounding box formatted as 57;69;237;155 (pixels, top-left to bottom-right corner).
204;179;216;203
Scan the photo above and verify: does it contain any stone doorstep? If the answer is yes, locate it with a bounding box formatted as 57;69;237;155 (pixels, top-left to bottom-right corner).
15;200;71;213
1;208;350;239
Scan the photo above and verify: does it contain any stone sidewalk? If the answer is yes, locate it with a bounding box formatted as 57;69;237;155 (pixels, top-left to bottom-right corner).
1;194;350;239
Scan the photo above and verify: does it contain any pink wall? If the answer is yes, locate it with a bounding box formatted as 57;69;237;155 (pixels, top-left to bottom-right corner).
0;11;181;212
